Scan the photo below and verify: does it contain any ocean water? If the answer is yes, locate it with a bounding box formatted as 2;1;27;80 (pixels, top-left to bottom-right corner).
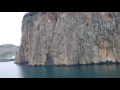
0;61;120;78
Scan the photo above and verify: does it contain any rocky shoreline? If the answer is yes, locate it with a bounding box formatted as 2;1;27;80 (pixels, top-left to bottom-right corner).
24;61;120;67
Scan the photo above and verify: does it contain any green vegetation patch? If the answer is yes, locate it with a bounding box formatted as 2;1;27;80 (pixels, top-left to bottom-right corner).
0;44;19;61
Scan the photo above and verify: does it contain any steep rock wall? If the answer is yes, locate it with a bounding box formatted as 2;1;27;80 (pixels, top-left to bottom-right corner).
15;12;120;66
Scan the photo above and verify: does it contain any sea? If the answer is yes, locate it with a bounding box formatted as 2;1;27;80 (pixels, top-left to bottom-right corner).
0;61;120;78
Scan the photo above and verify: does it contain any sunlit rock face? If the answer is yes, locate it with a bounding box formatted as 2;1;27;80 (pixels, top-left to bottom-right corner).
15;12;120;66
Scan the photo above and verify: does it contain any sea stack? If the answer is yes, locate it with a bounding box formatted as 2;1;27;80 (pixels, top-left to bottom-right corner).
15;12;120;66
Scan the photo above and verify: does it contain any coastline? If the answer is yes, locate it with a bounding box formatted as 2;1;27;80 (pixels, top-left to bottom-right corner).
0;60;14;62
18;61;120;67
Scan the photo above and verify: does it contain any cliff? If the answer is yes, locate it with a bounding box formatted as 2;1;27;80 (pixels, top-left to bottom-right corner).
15;12;120;66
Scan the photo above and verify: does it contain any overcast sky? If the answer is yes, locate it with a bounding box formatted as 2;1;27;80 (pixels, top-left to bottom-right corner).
0;12;27;46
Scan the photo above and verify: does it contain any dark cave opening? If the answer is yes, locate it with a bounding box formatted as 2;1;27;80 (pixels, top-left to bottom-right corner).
45;53;53;65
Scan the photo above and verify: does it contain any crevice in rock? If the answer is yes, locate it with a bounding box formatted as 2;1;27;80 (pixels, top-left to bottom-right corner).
45;53;53;65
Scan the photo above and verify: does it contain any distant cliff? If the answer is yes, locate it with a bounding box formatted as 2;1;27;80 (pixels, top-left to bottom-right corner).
0;44;19;61
15;12;120;66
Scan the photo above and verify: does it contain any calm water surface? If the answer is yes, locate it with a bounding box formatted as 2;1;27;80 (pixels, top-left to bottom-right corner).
0;61;120;78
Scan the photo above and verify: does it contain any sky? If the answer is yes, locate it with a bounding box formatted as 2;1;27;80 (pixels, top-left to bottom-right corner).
0;12;28;46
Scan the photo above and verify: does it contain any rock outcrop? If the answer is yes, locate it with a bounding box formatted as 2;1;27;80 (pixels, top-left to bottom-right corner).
15;12;120;66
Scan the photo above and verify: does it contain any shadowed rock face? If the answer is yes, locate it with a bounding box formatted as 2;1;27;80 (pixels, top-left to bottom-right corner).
15;12;120;66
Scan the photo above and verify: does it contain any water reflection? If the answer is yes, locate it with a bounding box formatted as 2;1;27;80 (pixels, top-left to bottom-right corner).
1;61;120;78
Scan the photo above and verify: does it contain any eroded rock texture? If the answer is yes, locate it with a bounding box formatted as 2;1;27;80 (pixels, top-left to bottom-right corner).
15;12;120;66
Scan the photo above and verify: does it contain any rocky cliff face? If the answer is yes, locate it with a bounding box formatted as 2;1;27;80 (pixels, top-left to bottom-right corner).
15;12;120;66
